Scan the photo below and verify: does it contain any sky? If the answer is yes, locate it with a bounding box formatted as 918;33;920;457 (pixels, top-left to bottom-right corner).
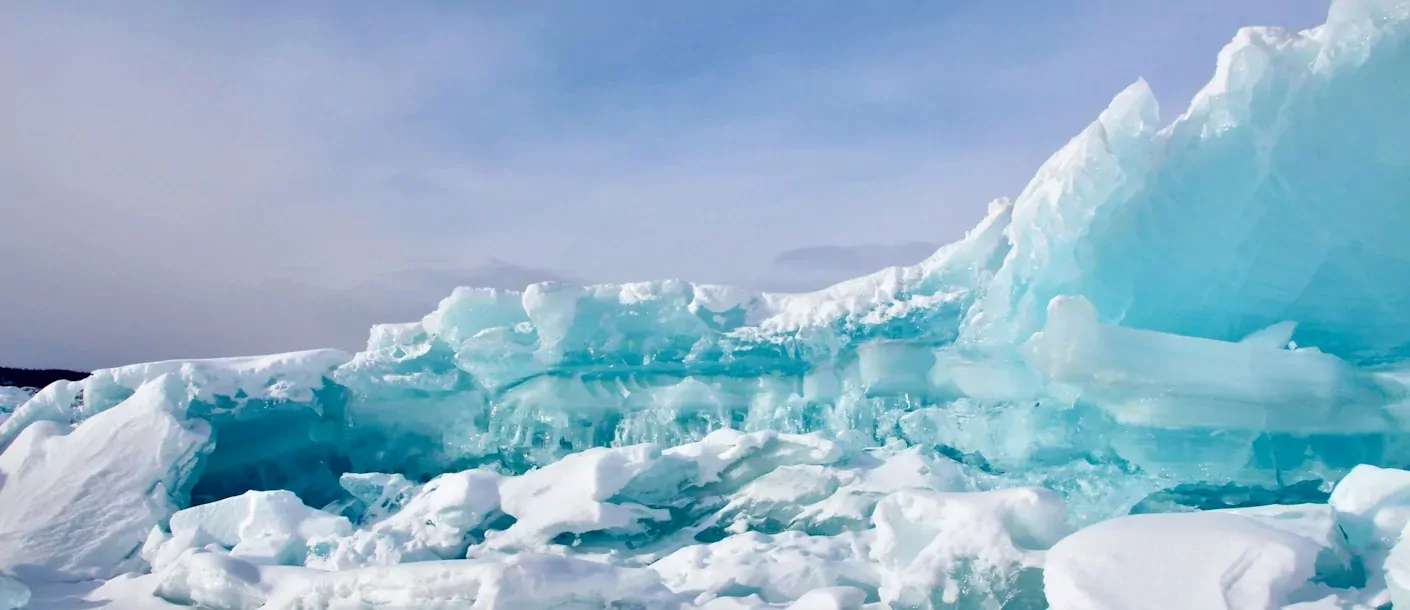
1;1;1329;371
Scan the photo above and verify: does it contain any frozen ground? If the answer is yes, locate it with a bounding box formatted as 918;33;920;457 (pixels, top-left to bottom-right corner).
2;0;1410;607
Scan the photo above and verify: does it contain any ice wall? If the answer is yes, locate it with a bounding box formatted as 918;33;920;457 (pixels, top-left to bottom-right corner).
2;0;1410;607
3;0;1407;513
968;5;1410;365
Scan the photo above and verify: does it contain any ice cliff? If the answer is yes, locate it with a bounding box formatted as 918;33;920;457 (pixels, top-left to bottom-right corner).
2;0;1409;607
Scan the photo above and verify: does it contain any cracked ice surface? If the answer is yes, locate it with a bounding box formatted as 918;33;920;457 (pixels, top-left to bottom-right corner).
3;0;1410;607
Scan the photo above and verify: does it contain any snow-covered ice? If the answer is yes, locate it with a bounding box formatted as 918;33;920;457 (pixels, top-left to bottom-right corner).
1044;512;1321;610
3;0;1410;607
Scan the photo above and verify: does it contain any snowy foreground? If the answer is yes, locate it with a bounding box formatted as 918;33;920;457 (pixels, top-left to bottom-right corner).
4;0;1410;608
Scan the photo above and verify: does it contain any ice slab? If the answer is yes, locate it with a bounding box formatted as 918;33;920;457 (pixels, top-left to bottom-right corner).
0;575;28;610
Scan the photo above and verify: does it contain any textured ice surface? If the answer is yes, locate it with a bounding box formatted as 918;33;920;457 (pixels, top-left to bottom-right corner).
0;386;33;423
3;0;1410;607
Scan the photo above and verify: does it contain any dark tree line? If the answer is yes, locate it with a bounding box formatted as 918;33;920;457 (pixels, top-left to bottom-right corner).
0;367;88;388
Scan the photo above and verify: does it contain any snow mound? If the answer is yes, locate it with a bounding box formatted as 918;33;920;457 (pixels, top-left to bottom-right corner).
1045;512;1322;610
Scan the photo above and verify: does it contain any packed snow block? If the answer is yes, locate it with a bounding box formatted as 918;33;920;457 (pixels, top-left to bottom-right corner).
1329;465;1410;554
1222;504;1359;588
307;469;502;569
870;487;1067;607
791;447;973;534
488;444;669;550
651;531;877;605
0;575;28;610
655;429;844;494
1044;512;1322;610
263;555;682;610
1328;465;1410;603
0;374;211;581
717;464;846;531
356;470;501;557
153;550;268;610
151;490;352;568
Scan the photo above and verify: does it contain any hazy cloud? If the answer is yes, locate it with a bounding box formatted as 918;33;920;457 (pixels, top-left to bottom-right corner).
1;1;1329;369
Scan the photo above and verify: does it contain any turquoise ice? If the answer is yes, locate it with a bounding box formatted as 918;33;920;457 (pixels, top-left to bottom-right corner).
1;0;1409;607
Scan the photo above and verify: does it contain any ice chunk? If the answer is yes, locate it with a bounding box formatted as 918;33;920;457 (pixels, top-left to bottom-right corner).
0;375;211;581
1240;321;1299;350
360;469;501;556
153;550;267;610
1044;512;1322;610
488;444;668;550
1330;465;1410;603
0;575;29;610
659;429;844;490
0;386;33;415
308;469;501;569
1329;465;1410;553
791;447;973;534
1023;295;1399;433
337;472;419;523
155;490;352;567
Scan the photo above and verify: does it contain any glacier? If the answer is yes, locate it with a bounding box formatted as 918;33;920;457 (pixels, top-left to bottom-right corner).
2;0;1410;607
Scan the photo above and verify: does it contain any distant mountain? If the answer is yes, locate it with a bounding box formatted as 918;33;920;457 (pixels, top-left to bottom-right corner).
747;241;941;292
773;242;939;274
0;366;88;388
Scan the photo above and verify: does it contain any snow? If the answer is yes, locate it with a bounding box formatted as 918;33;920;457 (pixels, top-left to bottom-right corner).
0;375;211;582
81;350;352;416
2;0;1410;607
651;531;875;605
870;488;1065;607
489;444;668;550
1329;465;1410;553
262;555;682;610
1044;512;1322;610
149;490;352;569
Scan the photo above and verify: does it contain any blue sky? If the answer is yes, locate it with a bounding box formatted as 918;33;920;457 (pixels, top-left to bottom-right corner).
1;1;1328;369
